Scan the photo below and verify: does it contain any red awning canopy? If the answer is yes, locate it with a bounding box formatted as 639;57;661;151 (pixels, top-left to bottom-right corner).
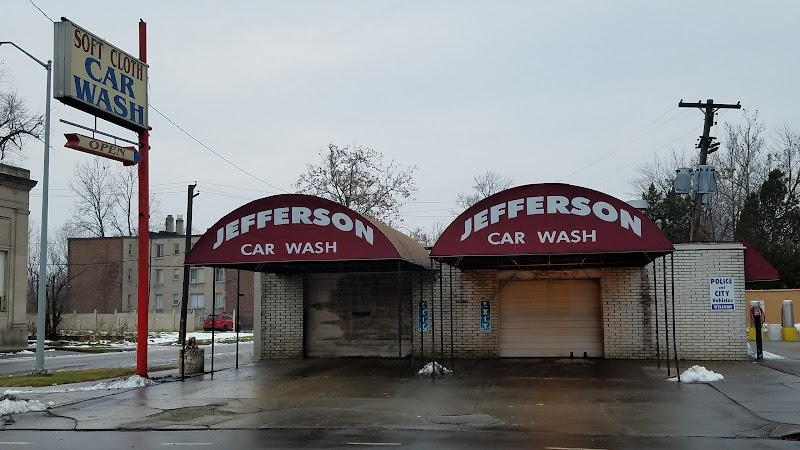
185;194;430;272
430;183;674;269
742;240;780;282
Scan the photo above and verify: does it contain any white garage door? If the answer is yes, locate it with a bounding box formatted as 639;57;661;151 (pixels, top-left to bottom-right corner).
499;279;602;358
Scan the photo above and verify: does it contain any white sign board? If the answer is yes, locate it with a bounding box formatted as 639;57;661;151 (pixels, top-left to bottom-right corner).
710;277;735;310
53;19;148;131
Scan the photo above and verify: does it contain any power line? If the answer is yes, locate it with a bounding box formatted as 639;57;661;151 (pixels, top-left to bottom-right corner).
401;207;459;214
582;107;738;186
587;125;703;185
27;0;54;23
199;186;254;201
149;104;289;194
200;181;281;193
559;104;686;182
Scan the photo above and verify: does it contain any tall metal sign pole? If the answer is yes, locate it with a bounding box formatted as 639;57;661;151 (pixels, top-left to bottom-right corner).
36;57;52;374
136;19;150;377
678;99;740;241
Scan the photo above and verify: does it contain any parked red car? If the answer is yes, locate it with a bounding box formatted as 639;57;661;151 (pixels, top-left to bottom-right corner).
202;313;240;332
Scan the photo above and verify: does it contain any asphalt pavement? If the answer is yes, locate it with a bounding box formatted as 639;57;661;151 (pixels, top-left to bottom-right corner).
2;339;800;442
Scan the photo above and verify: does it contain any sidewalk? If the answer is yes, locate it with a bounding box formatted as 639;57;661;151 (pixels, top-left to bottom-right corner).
2;343;800;439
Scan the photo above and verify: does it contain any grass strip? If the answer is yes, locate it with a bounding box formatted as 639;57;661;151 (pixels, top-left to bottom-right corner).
0;365;175;387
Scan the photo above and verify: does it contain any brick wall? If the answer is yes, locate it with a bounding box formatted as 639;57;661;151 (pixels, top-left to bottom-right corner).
224;269;254;330
602;244;746;361
260;273;304;358
648;243;747;361
602;266;653;359
68;238;124;313
254;243;746;361
411;267;499;359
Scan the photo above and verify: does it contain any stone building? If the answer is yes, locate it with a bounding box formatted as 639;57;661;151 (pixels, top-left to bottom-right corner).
0;164;37;349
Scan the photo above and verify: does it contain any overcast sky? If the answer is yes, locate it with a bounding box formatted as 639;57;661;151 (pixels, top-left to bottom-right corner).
1;1;798;237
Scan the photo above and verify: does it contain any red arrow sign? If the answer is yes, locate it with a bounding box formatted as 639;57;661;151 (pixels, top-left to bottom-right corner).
64;133;142;166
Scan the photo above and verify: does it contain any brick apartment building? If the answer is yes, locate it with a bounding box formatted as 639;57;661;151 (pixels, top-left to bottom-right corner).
67;215;254;329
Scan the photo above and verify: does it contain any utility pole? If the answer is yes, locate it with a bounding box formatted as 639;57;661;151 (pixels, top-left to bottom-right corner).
179;183;198;380
678;99;741;241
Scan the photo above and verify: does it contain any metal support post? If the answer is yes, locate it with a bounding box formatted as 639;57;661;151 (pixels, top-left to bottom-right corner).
0;41;52;374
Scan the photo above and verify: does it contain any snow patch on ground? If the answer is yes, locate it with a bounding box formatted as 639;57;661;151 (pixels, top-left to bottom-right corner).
747;342;786;360
667;365;724;383
148;331;254;346
0;332;255;355
417;361;453;376
0;395;54;414
83;375;155;390
3;375;156;395
56;331;254;348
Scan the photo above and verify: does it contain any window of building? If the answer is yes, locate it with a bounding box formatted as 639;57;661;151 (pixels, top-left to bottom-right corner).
189;294;204;309
155;294;163;310
155;269;164;284
215;268;225;282
128;243;133;255
173;293;180;306
214;293;224;309
127;294;132;308
173;268;180;280
189;268;204;283
155;243;164;257
128;269;133;282
173;243;180;255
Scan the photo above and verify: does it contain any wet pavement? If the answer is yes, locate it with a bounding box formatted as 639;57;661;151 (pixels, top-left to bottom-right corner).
3;340;800;441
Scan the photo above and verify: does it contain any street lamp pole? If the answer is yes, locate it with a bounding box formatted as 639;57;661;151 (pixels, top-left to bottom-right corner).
0;42;51;373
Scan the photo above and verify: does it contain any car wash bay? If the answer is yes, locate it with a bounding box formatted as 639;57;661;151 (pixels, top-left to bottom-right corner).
186;184;775;366
498;277;602;358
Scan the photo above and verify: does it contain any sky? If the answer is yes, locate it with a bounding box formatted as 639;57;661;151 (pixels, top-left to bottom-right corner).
1;0;798;238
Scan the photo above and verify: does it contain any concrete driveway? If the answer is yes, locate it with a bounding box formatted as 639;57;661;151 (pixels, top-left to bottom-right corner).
4;350;800;440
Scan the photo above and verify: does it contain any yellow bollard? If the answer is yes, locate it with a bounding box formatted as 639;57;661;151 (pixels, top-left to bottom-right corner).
782;327;798;342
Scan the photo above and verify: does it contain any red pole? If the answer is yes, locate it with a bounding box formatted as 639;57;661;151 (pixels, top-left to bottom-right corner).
136;19;150;377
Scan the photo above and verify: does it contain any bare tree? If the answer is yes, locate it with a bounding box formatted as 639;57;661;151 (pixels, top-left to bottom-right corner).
0;79;43;161
69;159;117;237
27;223;81;339
112;166;137;236
68;160;160;237
456;171;514;211
296;143;417;225
771;124;800;205
110;166;156;236
26;222;39;318
629;149;693;196
408;222;445;248
711;110;769;240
